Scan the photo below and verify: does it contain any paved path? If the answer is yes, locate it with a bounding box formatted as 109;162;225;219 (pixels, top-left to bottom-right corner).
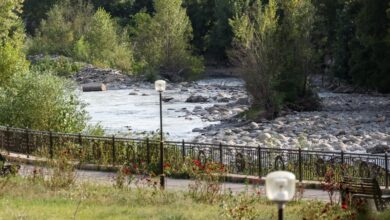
19;164;336;202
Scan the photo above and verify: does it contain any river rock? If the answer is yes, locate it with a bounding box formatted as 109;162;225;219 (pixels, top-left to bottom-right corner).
249;122;259;129
367;145;390;154
258;133;272;141
186;95;208;103
235;97;250;105
162;96;174;102
192;128;205;133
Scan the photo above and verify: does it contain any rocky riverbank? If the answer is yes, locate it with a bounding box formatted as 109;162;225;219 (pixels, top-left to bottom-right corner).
192;92;390;154
71;63;389;153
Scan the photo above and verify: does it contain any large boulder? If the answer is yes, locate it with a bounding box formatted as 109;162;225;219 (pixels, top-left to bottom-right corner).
367;145;390;154
186;95;208;103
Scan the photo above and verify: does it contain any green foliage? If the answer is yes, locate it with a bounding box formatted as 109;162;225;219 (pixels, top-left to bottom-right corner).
131;0;204;81
83;8;133;71
183;0;215;54
0;0;29;87
348;0;390;92
29;0;94;56
30;56;84;77
30;0;133;72
207;0;235;61
0;71;88;133
22;0;60;34
231;0;317;116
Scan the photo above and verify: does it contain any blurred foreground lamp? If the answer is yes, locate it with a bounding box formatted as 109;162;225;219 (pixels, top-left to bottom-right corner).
266;171;296;220
155;80;166;189
155;80;166;92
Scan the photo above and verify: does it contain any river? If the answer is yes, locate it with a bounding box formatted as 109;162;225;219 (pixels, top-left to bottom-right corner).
80;78;245;140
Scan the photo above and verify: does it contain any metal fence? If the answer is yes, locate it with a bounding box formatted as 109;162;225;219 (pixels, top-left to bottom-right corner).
0;126;388;188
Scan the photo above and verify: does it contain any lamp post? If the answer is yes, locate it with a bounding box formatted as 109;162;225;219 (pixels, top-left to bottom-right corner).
265;171;296;220
155;80;166;189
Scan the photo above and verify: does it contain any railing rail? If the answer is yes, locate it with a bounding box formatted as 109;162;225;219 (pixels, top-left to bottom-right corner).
0;125;388;188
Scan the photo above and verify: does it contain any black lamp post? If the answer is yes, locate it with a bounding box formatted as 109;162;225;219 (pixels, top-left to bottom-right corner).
155;80;166;189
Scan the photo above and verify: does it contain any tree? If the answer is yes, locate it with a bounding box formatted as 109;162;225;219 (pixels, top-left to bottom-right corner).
348;0;390;92
230;0;317;117
22;0;60;34
29;0;94;56
230;0;280;115
132;0;203;81
183;0;215;54
0;0;29;87
30;0;133;72
82;8;133;71
91;0;154;25
207;0;235;61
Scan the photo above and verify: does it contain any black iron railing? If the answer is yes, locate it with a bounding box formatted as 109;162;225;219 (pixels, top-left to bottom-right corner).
0;126;388;188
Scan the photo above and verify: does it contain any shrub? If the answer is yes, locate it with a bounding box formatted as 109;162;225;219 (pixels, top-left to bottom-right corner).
186;159;227;203
30;56;84;77
45;150;77;190
0;70;88;133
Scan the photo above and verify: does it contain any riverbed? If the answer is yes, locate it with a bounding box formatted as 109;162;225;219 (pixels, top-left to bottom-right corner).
80;78;247;140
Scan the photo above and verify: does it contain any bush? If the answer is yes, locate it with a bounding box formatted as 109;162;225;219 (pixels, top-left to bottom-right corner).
30;56;84;77
0;70;88;133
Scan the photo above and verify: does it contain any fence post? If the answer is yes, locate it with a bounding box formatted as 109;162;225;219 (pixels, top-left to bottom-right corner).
258;146;262;178
6;126;10;154
26;128;30;158
298;148;302;183
385;153;389;189
341;150;345;176
112;135;116;165
78;133;82;146
49;131;53;159
219;142;223;164
146;138;150;165
182;140;185;161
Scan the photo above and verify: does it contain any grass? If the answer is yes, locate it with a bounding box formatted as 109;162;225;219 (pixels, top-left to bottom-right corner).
1;176;390;220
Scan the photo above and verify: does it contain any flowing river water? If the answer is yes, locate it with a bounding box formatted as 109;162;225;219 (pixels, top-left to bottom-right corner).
80;78;245;140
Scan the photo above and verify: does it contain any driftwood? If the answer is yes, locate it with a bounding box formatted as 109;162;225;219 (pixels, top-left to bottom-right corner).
82;83;107;92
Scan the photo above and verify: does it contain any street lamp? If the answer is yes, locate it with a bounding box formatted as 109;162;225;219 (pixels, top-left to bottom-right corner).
155;80;166;189
266;171;296;220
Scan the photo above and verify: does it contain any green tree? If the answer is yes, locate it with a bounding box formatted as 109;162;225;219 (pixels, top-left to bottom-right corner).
83;8;133;71
30;0;133;72
230;0;280;115
331;0;359;81
207;0;235;61
91;0;154;25
230;0;317;117
0;71;88;132
29;0;94;56
132;0;203;81
22;0;60;34
0;0;29;87
183;0;215;54
348;0;390;92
